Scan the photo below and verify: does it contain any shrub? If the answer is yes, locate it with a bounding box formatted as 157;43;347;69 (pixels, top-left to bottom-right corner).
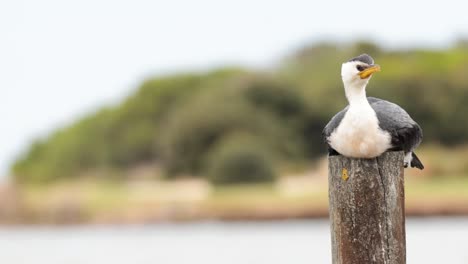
205;134;277;185
158;87;299;177
243;79;306;119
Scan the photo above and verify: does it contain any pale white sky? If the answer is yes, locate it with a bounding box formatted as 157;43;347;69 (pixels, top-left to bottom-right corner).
1;0;467;180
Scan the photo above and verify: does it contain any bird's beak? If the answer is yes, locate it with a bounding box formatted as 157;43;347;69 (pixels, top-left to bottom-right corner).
359;65;381;79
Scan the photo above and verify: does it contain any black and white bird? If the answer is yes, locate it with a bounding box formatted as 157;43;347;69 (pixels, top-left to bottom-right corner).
323;54;424;169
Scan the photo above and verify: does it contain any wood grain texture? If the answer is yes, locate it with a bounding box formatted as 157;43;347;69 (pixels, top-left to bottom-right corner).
328;151;405;264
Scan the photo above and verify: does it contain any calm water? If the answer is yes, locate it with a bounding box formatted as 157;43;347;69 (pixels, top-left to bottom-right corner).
0;218;467;264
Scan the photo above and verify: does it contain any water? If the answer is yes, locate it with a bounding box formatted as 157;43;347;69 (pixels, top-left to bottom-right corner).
0;218;467;264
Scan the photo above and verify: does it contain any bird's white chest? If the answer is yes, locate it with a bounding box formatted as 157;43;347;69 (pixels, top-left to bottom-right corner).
328;105;391;158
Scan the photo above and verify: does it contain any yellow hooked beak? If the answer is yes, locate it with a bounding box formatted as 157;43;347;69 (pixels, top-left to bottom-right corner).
359;65;381;79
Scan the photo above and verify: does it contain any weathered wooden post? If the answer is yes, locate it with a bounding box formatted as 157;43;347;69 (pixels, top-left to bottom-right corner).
328;151;406;264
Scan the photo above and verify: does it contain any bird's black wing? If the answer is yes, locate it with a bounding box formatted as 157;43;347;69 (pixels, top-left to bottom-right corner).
368;97;423;152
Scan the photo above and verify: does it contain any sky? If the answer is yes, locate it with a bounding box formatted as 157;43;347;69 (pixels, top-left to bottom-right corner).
1;0;468;180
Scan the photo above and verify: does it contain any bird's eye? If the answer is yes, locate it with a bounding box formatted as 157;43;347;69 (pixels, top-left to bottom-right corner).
356;65;364;71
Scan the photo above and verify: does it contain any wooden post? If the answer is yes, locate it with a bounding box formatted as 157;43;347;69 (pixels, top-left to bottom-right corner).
328;151;406;264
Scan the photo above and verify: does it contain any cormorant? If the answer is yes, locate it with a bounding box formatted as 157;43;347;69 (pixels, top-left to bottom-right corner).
323;54;424;169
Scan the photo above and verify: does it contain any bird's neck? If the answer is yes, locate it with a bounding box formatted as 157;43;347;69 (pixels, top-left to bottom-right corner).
345;83;369;108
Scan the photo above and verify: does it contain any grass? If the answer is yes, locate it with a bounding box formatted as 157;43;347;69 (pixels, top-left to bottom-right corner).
406;176;468;200
10;173;468;224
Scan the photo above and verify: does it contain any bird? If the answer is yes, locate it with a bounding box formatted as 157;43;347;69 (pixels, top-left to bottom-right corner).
323;54;424;169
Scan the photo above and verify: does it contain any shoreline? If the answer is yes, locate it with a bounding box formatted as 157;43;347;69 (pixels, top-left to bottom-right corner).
2;204;468;226
2;176;468;226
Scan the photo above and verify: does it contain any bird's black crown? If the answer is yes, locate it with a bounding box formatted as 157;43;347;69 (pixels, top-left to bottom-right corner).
349;54;374;65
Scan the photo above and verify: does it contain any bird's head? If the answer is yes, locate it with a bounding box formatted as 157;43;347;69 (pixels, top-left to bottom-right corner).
341;54;381;89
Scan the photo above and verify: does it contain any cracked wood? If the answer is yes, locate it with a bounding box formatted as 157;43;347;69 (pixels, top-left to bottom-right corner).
328;151;406;264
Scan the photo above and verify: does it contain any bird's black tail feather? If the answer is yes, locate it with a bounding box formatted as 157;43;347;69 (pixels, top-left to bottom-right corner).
411;152;424;170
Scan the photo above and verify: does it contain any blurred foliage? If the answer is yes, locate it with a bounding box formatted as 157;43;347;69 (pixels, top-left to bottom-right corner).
206;133;277;185
410;144;468;178
12;42;468;183
158;82;300;177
